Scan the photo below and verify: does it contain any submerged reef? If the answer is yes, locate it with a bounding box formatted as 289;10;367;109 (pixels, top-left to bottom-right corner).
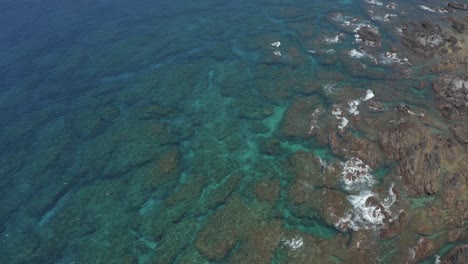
0;0;467;263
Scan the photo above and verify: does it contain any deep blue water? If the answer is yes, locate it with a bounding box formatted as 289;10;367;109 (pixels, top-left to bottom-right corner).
0;0;463;263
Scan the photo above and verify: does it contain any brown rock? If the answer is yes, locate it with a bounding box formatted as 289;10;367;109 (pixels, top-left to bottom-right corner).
447;229;461;242
441;244;468;264
380;210;408;238
379;121;442;195
408;238;433;263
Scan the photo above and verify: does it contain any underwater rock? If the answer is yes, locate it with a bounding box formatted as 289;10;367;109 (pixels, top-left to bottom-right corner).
228;220;282;263
249;122;270;134
433;74;468;120
258;137;284;156
280;96;321;138
238;106;274;120
402;20;446;58
441;244;468;264
255;179;280;203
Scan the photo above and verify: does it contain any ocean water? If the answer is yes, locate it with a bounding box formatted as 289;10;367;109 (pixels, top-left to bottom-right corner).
0;0;464;263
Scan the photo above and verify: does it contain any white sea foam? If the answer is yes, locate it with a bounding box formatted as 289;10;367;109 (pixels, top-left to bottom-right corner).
363;89;374;101
383;183;396;209
380;52;411;65
347;100;360;115
418;5;446;13
324;33;344;44
365;0;383;6
283;236;303;250
386;3;397;10
336;188;398;231
273;51;282;56
372;13;397;22
270;41;281;48
336;156;398;231
348;192;385;227
332;106;349;130
345;89;374;115
341;157;376;191
348;49;366;58
323;83;338;94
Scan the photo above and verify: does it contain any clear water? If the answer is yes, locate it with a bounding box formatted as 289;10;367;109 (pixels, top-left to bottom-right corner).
0;0;463;263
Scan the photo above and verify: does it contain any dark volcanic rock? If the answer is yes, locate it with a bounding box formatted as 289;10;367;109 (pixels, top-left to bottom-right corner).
448;2;468;11
402;20;446;57
442;245;468;264
433;74;468;120
357;26;381;47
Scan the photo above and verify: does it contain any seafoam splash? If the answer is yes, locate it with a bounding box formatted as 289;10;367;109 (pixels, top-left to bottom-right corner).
365;0;383;6
380;51;411;65
336;157;397;231
331;90;374;129
346;89;374;115
332;106;349;130
341;157;376;191
324;33;345;44
348;49;378;64
283;236;304;250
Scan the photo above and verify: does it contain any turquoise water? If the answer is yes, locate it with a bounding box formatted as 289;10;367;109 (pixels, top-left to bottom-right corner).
0;0;463;263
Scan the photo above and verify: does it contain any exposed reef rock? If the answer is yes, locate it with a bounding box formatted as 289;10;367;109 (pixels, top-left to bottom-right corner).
448;2;468;11
450;123;468;144
379;121;439;195
433;74;468;121
441;244;468;264
445;16;468;34
402;20;446;57
357;25;382;47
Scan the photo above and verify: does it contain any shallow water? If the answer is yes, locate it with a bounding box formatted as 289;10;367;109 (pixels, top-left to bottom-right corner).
0;0;466;263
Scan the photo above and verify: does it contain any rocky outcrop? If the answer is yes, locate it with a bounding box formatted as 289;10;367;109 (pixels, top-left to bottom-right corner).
357;26;381;47
445;16;468;34
441;245;468;264
433;74;468;121
402;20;446;57
408;238;434;263
448;2;468;11
379;122;440;195
450;123;468;144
